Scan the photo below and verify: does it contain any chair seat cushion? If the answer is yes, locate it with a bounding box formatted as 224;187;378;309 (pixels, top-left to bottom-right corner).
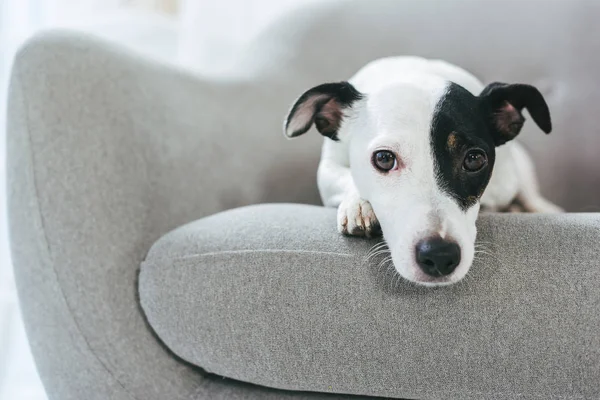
139;204;600;400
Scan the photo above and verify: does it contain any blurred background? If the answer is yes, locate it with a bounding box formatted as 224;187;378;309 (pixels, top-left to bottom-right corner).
0;1;319;398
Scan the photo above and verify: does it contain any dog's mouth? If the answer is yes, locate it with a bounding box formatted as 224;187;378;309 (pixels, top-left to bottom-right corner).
372;250;472;287
382;242;474;287
401;270;457;287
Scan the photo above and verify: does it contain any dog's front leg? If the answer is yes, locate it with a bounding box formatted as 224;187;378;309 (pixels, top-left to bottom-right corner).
317;142;380;237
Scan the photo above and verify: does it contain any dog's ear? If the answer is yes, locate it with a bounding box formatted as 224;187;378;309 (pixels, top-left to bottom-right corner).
283;82;363;141
479;82;552;146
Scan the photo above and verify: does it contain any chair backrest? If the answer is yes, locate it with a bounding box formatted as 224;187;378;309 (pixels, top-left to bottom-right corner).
247;0;600;211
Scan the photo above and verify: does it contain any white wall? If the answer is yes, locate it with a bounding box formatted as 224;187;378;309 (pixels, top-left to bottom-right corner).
177;0;321;73
0;3;45;399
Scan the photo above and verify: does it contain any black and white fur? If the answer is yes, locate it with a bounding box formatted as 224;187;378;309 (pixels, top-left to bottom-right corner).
284;57;561;287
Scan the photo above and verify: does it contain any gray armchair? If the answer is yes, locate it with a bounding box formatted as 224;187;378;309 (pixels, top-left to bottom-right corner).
7;1;600;399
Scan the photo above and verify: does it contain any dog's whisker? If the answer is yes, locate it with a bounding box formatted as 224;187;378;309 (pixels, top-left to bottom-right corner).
367;246;386;256
377;262;388;275
368;248;391;259
393;272;401;290
474;247;492;252
369;241;389;252
474;249;499;262
374;257;397;289
365;241;390;261
378;257;393;274
370;240;388;249
384;266;395;282
395;272;404;289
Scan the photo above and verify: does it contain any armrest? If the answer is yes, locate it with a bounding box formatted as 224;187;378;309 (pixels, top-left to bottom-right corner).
6;31;320;400
141;204;600;400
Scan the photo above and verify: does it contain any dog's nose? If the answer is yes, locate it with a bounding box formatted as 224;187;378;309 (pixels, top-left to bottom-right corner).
415;237;461;276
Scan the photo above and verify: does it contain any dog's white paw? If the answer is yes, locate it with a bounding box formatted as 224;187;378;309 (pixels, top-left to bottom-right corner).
337;195;380;237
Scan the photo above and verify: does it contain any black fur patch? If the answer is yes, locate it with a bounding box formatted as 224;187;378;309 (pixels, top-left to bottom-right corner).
430;83;496;211
479;82;552;146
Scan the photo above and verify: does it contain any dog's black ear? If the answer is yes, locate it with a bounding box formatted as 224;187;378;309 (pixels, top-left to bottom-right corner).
479;82;552;146
283;82;363;141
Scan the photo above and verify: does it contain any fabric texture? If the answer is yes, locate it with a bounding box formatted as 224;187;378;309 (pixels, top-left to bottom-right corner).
6;32;323;400
141;204;600;400
6;0;600;399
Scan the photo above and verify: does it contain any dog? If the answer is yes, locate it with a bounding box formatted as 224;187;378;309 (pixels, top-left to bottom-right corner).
283;56;562;287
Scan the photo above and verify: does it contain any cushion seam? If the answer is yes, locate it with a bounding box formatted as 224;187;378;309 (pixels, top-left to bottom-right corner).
146;248;355;265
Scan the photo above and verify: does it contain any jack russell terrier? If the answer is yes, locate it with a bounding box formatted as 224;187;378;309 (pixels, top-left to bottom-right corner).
284;56;562;287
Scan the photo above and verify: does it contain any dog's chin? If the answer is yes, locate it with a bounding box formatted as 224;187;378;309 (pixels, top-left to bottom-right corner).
395;262;472;287
409;276;457;287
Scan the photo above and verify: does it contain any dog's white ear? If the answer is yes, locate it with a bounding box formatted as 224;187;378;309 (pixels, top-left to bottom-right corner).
480;82;552;146
283;82;362;141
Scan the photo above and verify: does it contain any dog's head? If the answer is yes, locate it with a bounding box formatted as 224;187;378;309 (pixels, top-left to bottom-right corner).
284;78;551;286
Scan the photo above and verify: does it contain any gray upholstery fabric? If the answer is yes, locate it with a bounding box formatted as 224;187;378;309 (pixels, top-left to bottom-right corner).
141;204;600;400
6;0;600;399
6;33;325;400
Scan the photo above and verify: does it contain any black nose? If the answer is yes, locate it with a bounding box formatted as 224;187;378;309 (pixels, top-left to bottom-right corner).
415;237;461;276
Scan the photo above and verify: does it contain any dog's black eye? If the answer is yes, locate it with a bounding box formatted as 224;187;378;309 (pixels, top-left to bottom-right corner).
373;150;397;172
463;150;488;172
